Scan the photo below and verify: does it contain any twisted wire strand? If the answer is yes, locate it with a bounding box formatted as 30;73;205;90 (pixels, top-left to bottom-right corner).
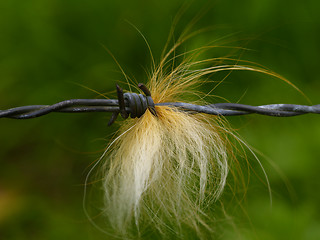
1;100;320;119
1;84;319;122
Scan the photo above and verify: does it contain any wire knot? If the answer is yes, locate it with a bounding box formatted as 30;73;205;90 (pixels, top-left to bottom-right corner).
108;83;157;126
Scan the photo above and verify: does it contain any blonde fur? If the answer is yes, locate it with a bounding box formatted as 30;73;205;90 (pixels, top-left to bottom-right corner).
99;34;295;238
100;41;242;239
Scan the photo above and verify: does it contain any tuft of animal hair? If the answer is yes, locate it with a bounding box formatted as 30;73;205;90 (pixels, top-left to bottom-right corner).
99;33;288;239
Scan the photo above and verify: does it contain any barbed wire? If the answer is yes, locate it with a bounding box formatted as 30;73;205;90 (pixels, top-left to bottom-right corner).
1;84;319;125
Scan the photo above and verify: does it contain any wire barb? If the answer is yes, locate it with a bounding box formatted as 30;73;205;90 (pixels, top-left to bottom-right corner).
1;84;319;124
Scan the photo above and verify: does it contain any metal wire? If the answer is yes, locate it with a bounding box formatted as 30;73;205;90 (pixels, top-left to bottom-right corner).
1;84;319;124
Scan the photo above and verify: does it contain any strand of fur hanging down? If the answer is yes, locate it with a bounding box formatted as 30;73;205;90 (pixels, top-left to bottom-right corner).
1;50;317;240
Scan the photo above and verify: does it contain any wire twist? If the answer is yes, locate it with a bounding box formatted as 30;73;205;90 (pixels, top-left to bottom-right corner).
107;83;157;125
1;83;319;125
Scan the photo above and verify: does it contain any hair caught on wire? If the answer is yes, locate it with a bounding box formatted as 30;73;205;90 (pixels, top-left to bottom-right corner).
1;24;318;240
90;34;314;240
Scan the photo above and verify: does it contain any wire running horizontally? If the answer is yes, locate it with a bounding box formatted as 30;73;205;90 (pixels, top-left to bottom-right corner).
1;84;319;124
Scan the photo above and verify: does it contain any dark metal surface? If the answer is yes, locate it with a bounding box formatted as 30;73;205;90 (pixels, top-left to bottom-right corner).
158;102;320;117
1;84;319;122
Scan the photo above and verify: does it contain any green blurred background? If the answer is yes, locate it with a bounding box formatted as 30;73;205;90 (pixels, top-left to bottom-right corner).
0;0;319;239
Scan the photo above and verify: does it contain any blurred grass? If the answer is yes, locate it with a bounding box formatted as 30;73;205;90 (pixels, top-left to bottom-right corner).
0;0;320;239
